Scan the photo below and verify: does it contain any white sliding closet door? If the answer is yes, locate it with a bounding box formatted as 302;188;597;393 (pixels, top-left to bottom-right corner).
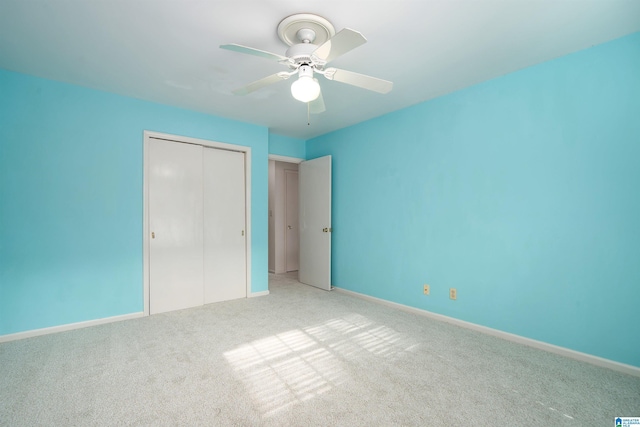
149;140;204;314
203;148;247;303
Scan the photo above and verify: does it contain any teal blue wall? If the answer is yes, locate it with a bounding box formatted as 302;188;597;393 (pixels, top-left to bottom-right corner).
0;69;269;336
268;133;306;159
307;32;640;367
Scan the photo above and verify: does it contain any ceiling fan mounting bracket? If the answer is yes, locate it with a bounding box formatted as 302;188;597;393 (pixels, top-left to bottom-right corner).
296;28;316;44
277;13;336;47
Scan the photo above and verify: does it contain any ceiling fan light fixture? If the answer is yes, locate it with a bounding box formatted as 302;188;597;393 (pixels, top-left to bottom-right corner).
290;65;320;102
222;14;393;112
291;76;320;102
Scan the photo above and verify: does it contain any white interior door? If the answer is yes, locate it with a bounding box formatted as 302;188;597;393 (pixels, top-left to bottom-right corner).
285;169;299;272
299;155;332;290
149;139;204;314
203;148;247;303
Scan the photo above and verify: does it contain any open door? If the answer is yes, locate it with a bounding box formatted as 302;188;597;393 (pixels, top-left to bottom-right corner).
298;155;332;290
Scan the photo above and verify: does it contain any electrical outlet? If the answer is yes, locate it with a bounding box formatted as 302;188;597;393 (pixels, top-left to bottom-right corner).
449;288;457;300
423;284;430;295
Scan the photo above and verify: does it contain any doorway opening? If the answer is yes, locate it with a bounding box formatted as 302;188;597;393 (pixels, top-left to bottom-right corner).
268;157;301;277
268;154;332;291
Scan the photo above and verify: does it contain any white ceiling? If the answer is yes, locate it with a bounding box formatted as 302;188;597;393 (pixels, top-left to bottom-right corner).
1;1;639;140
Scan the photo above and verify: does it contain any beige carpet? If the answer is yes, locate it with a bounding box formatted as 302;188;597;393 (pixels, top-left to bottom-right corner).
1;272;639;426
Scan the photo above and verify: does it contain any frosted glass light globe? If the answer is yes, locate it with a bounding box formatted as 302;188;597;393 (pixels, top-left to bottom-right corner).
291;76;320;103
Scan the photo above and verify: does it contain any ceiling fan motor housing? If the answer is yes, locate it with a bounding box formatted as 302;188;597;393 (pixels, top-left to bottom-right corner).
286;43;323;69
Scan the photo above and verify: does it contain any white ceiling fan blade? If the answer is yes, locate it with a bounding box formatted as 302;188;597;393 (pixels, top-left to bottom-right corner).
327;68;393;94
232;73;286;95
309;91;326;114
312;28;367;64
220;43;290;63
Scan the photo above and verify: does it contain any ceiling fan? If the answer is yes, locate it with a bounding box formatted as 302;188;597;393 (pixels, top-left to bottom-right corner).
220;13;393;114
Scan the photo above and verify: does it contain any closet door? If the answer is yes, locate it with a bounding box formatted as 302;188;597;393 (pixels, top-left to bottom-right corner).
203;148;247;303
149;139;204;314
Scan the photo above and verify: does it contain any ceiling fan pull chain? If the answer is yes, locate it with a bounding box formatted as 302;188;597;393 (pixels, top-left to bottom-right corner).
307;102;311;126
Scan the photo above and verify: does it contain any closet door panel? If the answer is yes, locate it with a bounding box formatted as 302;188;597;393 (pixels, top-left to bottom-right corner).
203;148;247;303
149;139;204;314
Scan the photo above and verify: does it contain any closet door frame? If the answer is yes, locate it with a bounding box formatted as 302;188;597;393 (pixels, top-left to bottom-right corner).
142;131;252;316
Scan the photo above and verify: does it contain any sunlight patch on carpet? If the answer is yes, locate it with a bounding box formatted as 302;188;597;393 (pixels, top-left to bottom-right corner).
305;314;419;358
224;329;344;417
224;313;419;418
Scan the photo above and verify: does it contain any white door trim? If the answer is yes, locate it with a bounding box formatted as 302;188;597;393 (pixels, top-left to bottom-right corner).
268;154;304;164
143;130;252;316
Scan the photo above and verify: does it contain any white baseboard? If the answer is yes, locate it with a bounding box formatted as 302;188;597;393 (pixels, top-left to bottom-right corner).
250;290;270;298
0;312;145;344
333;287;640;378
